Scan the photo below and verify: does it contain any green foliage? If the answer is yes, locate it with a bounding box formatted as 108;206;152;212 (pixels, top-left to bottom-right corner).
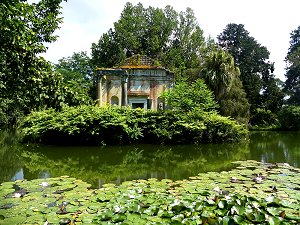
0;99;24;128
19;106;247;145
189;110;248;143
55;51;94;103
218;24;283;112
278;106;300;130
284;26;300;105
162;79;218;112
91;3;205;73
219;77;250;124
0;0;78;128
201;49;239;99
250;108;279;129
198;48;250;124
55;51;93;83
262;78;285;113
0;161;299;224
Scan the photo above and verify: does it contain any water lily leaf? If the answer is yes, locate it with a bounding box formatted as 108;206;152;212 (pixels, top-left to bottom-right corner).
266;215;282;225
157;208;174;218
171;214;184;222
267;207;284;216
125;213;141;221
232;215;246;224
230;205;244;215
0;215;26;224
253;212;265;222
218;200;226;209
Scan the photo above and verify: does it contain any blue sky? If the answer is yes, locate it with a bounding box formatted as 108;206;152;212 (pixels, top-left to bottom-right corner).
29;0;300;80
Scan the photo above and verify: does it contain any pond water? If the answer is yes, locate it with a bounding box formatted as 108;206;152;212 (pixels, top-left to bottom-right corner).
0;131;299;188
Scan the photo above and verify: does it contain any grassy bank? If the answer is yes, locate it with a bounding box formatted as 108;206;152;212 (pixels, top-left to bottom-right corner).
19;105;247;145
0;160;299;224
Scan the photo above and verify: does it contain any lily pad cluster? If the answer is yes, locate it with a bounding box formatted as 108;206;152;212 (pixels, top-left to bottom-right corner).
0;160;299;224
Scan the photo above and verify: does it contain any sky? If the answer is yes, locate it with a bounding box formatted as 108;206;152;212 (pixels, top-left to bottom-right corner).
29;0;300;80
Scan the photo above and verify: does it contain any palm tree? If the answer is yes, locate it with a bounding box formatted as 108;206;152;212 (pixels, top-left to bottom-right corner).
201;49;240;100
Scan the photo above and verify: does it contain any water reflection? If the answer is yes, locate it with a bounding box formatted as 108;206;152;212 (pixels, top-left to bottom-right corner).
11;168;24;181
7;142;250;188
249;131;300;168
0;130;23;183
0;130;299;188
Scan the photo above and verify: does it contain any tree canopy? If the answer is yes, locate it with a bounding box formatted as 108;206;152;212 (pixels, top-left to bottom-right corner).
91;2;205;74
163;79;218;112
200;49;250;124
0;0;90;127
217;23;283;112
284;26;300;105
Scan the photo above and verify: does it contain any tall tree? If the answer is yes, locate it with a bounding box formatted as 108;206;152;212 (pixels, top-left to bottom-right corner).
55;51;93;83
164;7;205;71
284;26;300;105
91;29;126;68
55;51;94;103
0;0;89;127
91;3;205;75
217;24;281;112
201;49;239;99
200;49;250;124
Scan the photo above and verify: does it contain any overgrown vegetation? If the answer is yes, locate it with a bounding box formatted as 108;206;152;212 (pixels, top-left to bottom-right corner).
162;79;218;112
0;0;92;128
250;108;280;129
0;161;299;224
19;106;247;145
278;106;300;130
2;1;299;130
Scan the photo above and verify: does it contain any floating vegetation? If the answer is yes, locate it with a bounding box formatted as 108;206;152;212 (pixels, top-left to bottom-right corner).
0;160;299;224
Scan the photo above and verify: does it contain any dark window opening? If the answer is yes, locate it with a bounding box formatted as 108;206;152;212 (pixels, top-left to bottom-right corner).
132;103;144;109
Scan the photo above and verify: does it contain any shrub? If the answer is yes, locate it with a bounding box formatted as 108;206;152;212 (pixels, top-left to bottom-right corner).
278;106;300;130
250;108;279;129
0;98;24;128
19;106;248;145
162;79;218;112
187;110;248;143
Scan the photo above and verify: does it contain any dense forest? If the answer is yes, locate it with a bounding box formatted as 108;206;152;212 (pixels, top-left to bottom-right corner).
1;0;300;131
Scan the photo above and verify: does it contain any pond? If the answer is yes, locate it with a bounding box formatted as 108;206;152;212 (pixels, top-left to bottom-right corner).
0;131;299;188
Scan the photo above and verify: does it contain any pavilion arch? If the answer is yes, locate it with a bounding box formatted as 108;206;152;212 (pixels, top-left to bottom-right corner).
111;96;119;106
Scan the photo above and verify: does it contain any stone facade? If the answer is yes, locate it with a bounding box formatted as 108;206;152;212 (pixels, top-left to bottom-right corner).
96;55;174;110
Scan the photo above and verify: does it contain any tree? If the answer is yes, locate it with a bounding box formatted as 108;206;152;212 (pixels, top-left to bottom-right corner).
262;78;284;112
217;24;281;112
163;7;205;72
91;29;126;68
55;51;93;83
284;26;300;105
219;76;250;124
201;49;239;99
55;51;94;103
0;0;86;127
163;79;218;112
91;3;205;75
200;49;250;124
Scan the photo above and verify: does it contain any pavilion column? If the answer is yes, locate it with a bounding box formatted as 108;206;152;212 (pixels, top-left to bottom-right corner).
97;75;103;107
121;73;129;106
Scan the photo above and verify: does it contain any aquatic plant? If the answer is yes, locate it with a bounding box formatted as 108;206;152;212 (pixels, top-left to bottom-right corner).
0;160;299;224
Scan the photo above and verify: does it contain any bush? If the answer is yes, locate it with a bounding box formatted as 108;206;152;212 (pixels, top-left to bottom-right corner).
250;108;279;129
19;106;248;145
162;79;218;112
0;98;24;128
278;106;300;130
